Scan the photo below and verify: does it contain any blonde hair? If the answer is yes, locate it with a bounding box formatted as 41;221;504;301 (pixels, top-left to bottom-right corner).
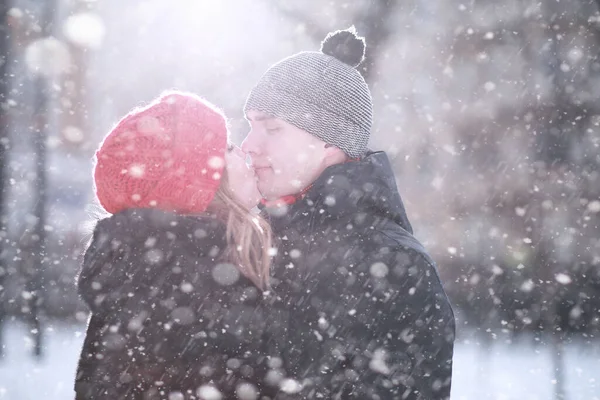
207;171;272;290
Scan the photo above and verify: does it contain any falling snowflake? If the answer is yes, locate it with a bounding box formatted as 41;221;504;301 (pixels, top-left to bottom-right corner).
168;392;185;400
212;263;240;286
145;249;164;264
63;12;106;49
370;262;389;278
144;236;157;248
180;282;193;293
129;164;145;178
289;249;301;259
63;126;84;143
324;195;336;206
196;385;222;400
265;369;285;386
484;81;496;92
520;279;535;292
369;349;390;375
171;307;195;325
25;37;71;77
208;156;225;169
7;7;23;19
555;273;572;285
318;317;329;330
194;228;208;238
267;357;283;369
431;175;444;190
567;47;584;63
280;378;303;394
569;305;583;320
442;144;458;155
587;200;600;213
236;382;259;400
226;358;242;369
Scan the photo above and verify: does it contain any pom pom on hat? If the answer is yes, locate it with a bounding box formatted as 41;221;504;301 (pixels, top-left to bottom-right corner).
320;26;366;68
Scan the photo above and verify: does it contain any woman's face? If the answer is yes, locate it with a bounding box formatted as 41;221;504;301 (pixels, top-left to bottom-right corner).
224;144;262;209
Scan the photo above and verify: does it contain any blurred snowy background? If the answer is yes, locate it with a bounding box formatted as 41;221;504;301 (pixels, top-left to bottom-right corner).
0;0;599;399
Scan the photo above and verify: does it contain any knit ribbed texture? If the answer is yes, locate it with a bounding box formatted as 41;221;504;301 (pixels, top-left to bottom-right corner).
244;51;373;158
94;91;227;215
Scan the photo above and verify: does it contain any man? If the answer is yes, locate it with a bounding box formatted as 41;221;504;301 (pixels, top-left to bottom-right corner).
243;28;455;399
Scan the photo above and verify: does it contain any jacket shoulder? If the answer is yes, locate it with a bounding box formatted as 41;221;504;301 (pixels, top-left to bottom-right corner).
78;209;242;313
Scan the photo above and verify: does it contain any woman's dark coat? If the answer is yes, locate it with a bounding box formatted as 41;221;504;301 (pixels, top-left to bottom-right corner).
74;209;281;399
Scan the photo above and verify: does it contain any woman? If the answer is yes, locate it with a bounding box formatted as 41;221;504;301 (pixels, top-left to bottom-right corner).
74;92;283;399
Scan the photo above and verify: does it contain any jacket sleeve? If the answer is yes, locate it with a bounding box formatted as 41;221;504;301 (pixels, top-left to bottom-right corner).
291;244;455;400
76;222;123;314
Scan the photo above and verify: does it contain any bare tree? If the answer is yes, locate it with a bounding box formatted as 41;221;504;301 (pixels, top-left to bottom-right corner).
0;0;10;359
17;0;58;358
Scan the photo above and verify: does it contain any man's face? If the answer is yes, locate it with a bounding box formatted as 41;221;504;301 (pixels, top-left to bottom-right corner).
242;110;328;200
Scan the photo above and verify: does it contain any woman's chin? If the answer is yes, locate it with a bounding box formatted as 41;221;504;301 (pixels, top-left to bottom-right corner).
238;191;262;210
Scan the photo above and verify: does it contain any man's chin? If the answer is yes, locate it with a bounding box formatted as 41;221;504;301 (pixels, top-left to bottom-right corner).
257;181;273;199
257;180;300;202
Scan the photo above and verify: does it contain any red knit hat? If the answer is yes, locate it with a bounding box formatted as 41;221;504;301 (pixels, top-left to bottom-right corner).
94;91;228;215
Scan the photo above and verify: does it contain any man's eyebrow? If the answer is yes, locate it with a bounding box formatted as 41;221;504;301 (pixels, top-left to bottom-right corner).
246;113;276;122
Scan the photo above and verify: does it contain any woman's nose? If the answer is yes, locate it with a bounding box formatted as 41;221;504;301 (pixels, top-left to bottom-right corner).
234;146;246;158
233;147;252;166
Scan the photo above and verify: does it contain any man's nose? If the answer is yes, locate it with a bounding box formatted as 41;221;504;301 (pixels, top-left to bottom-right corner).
241;130;259;155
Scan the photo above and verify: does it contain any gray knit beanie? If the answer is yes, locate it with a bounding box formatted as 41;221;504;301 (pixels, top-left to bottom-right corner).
244;27;373;158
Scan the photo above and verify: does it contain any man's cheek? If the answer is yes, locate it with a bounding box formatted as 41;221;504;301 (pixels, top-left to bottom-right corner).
290;179;303;189
296;151;309;163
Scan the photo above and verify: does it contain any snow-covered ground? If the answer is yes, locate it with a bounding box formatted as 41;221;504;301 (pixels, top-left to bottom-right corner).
0;321;598;400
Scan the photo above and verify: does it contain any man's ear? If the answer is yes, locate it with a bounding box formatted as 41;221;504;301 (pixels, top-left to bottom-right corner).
324;143;349;164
